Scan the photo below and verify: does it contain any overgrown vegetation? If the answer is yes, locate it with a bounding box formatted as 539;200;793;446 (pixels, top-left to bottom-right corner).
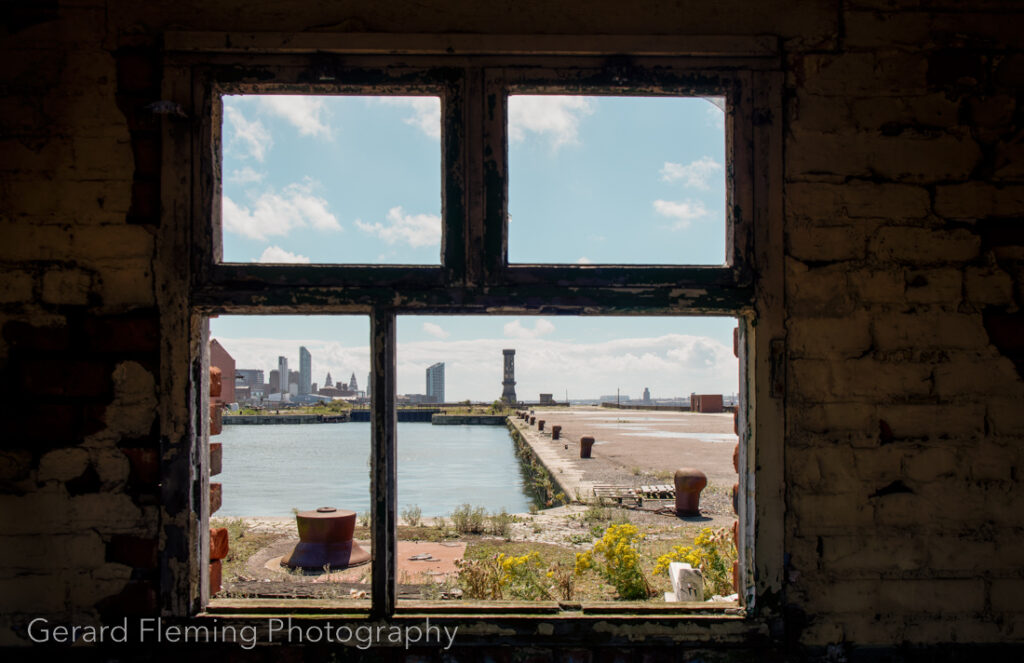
574;523;654;600
654;526;737;600
508;423;569;508
401;504;422;527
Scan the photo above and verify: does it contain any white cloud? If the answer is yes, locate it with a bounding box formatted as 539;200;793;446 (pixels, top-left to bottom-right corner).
376;97;441;139
504;319;556;339
508;96;594;149
660;156;723;190
214;328;738;403
228;167;265;184
422;322;450;339
355;206;441;248
255;246;311;263
224;106;271;161
652;199;710;229
222;180;341;241
394;332;737;401
256;95;331;137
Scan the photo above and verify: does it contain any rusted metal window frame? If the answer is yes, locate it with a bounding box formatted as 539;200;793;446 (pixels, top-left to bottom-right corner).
160;37;784;642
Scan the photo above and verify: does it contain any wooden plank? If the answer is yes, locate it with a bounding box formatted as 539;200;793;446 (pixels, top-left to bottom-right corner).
165;32;779;58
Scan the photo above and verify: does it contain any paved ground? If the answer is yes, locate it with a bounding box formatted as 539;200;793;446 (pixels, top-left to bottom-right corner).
513;406;738;502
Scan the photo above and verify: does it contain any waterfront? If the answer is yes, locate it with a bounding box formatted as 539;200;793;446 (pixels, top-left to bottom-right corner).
217;422;536;517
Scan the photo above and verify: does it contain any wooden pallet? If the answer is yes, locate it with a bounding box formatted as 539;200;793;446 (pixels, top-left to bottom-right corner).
639;484;676;500
592;485;639;504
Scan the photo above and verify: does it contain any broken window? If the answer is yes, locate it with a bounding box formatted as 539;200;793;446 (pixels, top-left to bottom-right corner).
165;38;783;633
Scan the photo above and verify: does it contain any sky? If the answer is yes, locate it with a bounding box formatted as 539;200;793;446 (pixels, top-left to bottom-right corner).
213;93;736;400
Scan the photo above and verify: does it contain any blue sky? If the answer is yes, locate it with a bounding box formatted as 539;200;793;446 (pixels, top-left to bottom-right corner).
213;94;736;399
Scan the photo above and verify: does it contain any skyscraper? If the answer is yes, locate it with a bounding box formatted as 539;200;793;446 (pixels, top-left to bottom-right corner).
426;362;445;403
299;346;312;395
501;349;517;403
277;356;288;396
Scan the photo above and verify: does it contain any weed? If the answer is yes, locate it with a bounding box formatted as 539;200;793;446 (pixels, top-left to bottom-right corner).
654;526;737;600
575;523;653;600
583;506;611;522
358;511;371;528
488;508;513;537
401;504;422;527
450;504;486;534
547;561;576;601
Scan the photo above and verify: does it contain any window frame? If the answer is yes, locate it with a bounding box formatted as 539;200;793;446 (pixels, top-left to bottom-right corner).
158;34;784;643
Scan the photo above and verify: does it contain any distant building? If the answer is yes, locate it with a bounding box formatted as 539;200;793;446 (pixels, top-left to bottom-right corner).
349;372;358;392
236;369;264;389
426;362;445;403
299;346;312;395
288;369;299;391
501;349;517;403
690;393;724;413
209;339;236;404
277;356;288;395
642;387;651;403
324;372;333;387
269;369;280;394
539;393;554;404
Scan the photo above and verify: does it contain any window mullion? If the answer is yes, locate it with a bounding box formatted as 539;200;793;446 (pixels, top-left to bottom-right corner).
483;68;508;283
370;309;398;618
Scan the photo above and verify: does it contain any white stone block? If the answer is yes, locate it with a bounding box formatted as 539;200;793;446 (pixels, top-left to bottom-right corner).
669;562;703;602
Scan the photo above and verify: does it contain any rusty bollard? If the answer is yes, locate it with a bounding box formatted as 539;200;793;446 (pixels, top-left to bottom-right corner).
530;416;536;425
674;468;708;516
580;436;595;459
552;425;561;440
538;419;545;432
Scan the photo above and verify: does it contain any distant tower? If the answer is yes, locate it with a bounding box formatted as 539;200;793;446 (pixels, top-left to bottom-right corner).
277;356;288;394
324;372;333;388
501;349;517;403
426;362;445;403
299;346;312;395
349;372;358;392
643;387;651;403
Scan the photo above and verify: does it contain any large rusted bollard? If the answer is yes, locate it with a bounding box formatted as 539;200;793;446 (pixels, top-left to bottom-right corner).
530;416;536;425
674;468;708;516
552;425;561;440
281;507;370;569
580;436;595;459
538;419;545;432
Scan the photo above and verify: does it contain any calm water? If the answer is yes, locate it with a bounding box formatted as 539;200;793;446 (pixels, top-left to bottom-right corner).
216;422;535;517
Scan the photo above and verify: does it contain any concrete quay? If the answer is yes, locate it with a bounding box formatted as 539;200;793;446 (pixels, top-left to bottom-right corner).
508;407;739;509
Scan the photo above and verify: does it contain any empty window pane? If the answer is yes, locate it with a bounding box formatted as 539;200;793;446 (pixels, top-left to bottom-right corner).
508;96;726;265
220;95;441;264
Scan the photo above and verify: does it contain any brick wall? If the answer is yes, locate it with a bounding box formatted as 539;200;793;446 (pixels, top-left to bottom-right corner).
1;0;1022;657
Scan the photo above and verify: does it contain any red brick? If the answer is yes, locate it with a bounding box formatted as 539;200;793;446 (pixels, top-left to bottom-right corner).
210;482;222;514
121;447;158;488
209;559;222;596
210;527;229;560
209;366;221;399
108;535;157;568
83;313;159;353
20;358;111;398
2;321;70;351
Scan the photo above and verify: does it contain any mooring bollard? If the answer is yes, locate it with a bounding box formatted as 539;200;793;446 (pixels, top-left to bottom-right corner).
673;468;708;517
580;435;595;459
530;416;536;425
538;419;545;431
281;507;370;570
552;425;561;440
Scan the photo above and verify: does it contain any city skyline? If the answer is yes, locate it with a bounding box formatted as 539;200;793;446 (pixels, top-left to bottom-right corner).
210;315;738;403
